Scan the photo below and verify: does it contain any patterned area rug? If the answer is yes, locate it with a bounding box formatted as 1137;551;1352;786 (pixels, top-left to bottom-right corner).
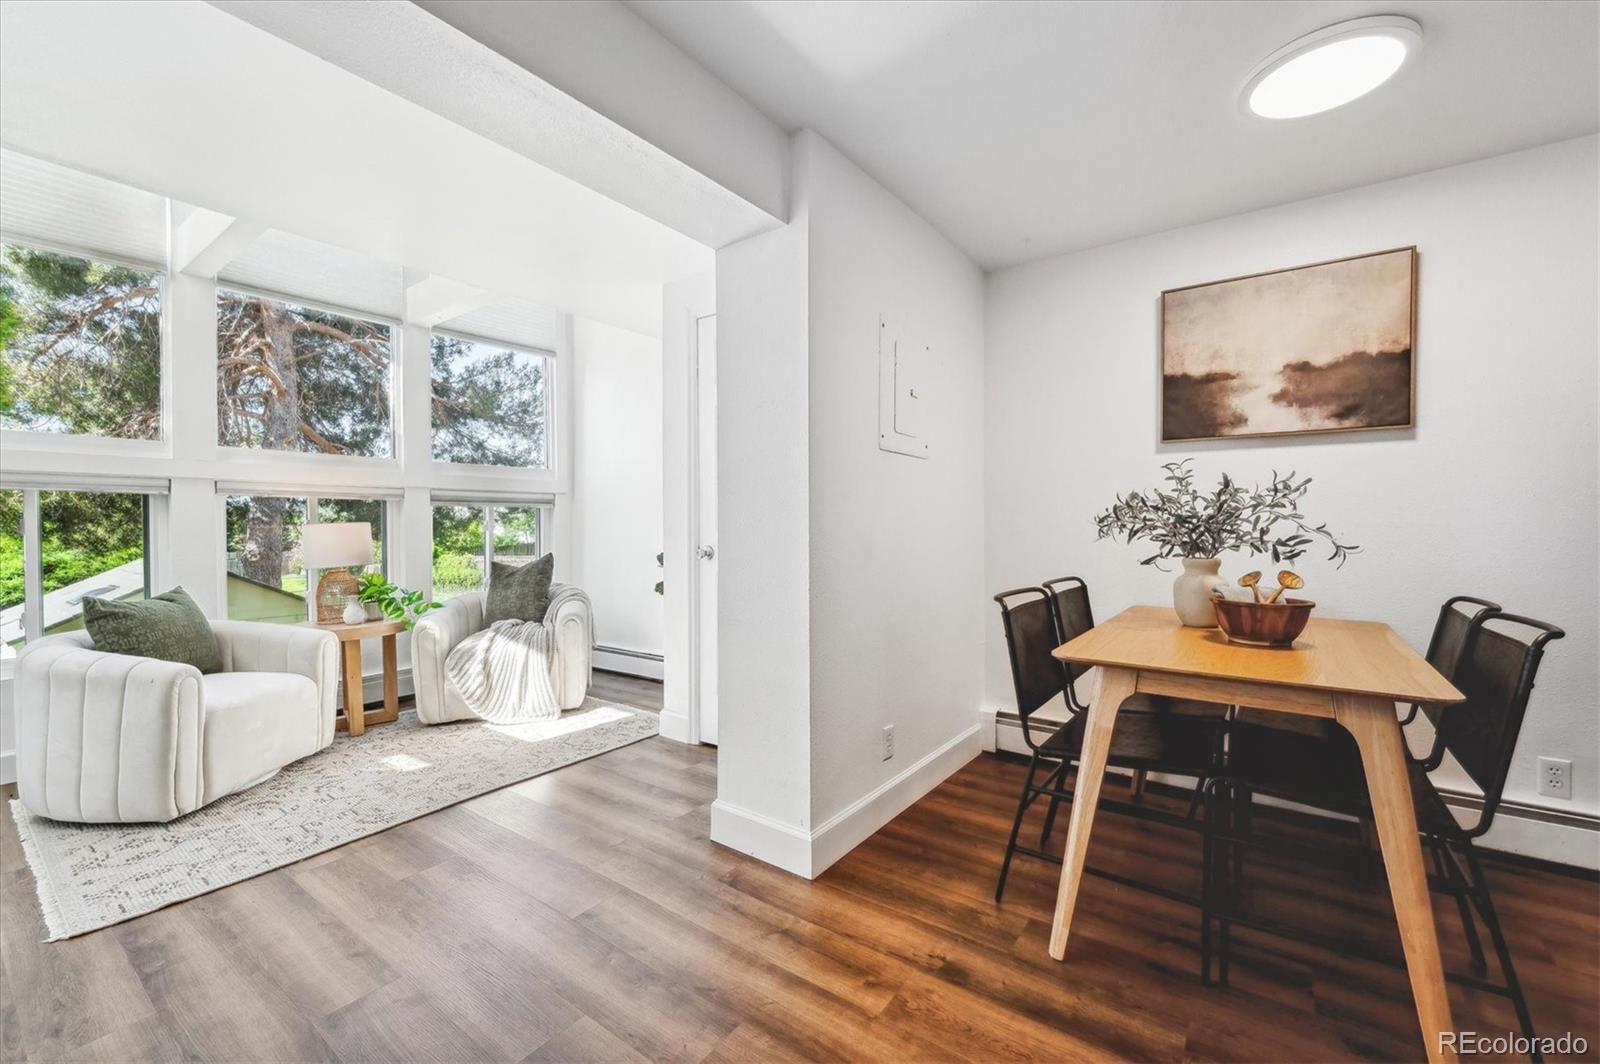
10;699;658;940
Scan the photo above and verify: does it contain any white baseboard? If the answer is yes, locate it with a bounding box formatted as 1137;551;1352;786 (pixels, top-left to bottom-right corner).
986;708;1600;871
658;710;693;744
810;724;982;874
710;724;983;880
361;666;413;706
1443;792;1600;869
593;645;664;681
977;706;998;753
710;798;815;877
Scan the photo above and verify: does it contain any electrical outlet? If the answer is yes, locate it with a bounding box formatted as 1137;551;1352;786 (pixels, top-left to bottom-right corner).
1538;756;1572;799
881;725;895;762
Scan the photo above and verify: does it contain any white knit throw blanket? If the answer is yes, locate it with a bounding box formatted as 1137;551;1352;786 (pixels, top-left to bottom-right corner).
444;585;592;723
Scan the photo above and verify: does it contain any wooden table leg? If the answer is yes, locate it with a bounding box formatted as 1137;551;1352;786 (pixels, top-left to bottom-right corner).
379;633;400;724
341;640;365;737
1334;693;1457;1064
1049;666;1138;960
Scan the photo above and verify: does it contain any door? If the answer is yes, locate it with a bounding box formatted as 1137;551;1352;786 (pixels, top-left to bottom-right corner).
693;313;718;744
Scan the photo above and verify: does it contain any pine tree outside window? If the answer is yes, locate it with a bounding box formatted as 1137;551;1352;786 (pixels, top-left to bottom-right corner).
216;287;394;458
430;332;548;469
0;243;163;441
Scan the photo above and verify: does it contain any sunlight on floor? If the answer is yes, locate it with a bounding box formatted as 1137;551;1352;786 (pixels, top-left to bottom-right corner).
379;753;433;772
486;704;634;743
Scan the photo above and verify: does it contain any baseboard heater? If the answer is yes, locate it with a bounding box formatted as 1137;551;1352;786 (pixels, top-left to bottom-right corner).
990;709;1598;868
595;645;664;663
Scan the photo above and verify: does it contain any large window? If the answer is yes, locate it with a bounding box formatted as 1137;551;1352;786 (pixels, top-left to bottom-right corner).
216;288;394;458
225;493;387;624
225;495;308;624
1;488;151;655
430;501;546;601
492;506;542;569
0;243;163;440
431;505;486;600
430;333;548;468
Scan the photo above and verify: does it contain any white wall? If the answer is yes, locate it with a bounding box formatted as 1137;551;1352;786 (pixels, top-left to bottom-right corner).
710;154;814;867
711;130;986;876
985;137;1600;856
802;132;987;862
572;317;665;665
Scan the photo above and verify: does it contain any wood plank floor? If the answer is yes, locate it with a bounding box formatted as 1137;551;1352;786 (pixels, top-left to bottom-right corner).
2;674;1596;1063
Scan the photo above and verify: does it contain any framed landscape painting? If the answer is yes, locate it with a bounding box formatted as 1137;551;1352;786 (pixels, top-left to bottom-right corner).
1160;247;1417;442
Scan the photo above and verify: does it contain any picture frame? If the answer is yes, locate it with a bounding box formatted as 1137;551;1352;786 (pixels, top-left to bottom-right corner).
1160;246;1417;442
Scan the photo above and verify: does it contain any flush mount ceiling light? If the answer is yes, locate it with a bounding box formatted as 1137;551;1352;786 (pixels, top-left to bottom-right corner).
1243;15;1422;119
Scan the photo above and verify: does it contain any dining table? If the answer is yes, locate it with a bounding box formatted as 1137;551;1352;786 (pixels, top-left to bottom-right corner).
1049;605;1465;1064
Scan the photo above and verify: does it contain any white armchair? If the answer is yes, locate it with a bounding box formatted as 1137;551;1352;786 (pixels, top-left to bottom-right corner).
411;587;592;725
13;621;339;824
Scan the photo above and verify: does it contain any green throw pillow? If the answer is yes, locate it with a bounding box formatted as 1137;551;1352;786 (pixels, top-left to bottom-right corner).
484;554;554;625
83;587;223;674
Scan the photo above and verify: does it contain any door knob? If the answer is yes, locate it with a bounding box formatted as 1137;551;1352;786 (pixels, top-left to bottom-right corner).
697;545;716;560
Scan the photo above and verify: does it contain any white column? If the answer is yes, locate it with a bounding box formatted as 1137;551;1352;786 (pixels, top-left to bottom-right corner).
396;314;435;596
165;262;224;615
550;313;577;583
707;209;815;876
166;272;220;465
166;477;225;617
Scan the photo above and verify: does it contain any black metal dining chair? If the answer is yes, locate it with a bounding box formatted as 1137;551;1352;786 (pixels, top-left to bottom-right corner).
992;584;1229;915
1204;604;1564;1058
1223;596;1502;868
1041;575;1230;819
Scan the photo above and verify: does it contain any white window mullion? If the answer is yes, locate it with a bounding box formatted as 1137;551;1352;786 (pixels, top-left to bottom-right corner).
20;490;42;642
482;506;496;585
303;495;319;623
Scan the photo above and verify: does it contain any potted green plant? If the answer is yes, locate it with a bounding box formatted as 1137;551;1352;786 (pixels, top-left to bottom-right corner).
1094;460;1358;627
355;571;440;629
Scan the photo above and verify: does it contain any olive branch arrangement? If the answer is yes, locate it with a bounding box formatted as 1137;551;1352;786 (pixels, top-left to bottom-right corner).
1093;460;1359;569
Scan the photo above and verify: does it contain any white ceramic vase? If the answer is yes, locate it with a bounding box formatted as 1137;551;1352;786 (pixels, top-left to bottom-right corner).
341;599;367;625
1173;557;1224;627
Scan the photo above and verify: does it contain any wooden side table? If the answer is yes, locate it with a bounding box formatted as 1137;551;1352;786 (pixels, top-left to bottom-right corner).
315;619;406;736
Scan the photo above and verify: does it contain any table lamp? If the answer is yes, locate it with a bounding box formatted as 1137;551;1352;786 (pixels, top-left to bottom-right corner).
302;522;373;624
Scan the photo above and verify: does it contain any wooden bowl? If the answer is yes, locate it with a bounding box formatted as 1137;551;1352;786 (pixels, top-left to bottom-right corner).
1211;597;1316;648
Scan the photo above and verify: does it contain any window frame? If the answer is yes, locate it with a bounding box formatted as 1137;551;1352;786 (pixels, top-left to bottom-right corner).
213;281;403;467
2;482;157;649
0;235;172;460
428;328;557;476
216;487;396;625
427;495;552;602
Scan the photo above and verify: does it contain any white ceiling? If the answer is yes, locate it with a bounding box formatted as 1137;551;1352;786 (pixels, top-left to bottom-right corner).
628;0;1600;270
0;0;712;337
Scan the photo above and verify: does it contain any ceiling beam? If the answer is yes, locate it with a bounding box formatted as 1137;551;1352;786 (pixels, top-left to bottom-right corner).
404;271;501;328
208;0;786;248
172;207;265;277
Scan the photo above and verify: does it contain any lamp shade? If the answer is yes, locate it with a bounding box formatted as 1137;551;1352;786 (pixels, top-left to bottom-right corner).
302;522;374;569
